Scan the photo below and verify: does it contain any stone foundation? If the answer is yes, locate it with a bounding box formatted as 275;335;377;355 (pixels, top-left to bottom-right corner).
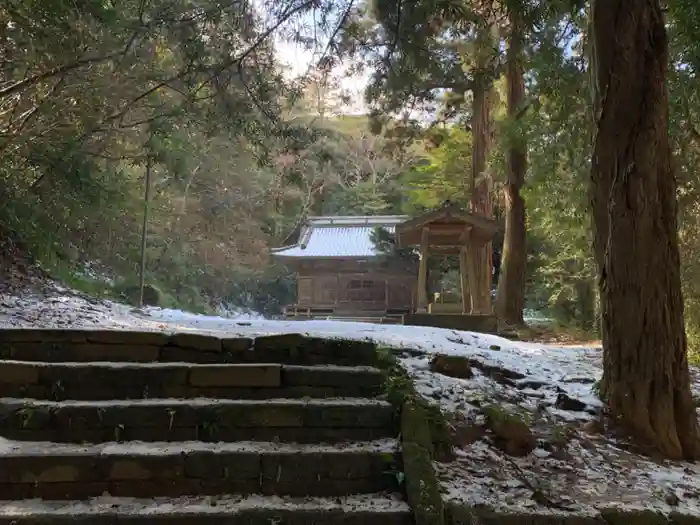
0;330;378;366
402;313;498;333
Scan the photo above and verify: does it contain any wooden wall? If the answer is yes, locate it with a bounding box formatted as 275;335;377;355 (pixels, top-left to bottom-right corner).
294;259;416;312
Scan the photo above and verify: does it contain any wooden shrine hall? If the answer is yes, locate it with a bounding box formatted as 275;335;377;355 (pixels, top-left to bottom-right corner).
395;204;499;331
271;204;499;332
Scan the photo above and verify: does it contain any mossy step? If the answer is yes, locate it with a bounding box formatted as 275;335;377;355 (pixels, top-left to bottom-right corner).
0;361;385;400
0;439;400;499
0;398;396;443
0;493;414;525
0;330;379;367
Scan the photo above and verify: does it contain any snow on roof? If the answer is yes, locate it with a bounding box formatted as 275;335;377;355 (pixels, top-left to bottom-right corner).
271;215;409;258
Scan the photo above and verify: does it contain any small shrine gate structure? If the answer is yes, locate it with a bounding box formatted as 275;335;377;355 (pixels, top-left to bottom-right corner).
272;206;499;332
395;204;499;331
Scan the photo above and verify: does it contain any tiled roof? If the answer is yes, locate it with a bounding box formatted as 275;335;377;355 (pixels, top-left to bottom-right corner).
271;215;409;258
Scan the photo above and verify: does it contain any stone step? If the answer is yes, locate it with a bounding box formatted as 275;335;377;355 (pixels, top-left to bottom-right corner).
0;398;396;443
0;494;413;525
0;439;400;499
0;361;385;400
0;330;379;367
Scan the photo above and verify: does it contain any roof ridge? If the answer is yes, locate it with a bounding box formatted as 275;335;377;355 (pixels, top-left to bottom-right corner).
307;215;409;219
307;215;409;227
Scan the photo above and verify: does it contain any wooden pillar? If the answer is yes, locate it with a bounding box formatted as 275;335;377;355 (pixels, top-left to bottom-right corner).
384;277;389;309
465;236;479;314
470;234;493;314
480;242;493;313
334;273;340;306
417;228;429;312
459;247;471;314
458;227;471;314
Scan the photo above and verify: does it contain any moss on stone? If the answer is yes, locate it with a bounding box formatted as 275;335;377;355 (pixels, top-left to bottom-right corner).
403;439;444;525
375;346;400;371
376;348;413;404
482;403;536;456
377;346;453;458
402;401;434;447
599;509;669;525
669;512;700;525
117;282;162;306
422;401;453;460
374;347;447;525
482;404;531;425
444;503;477;525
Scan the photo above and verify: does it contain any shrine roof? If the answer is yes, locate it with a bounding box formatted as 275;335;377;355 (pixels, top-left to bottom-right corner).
395;204;499;248
271;215;409;258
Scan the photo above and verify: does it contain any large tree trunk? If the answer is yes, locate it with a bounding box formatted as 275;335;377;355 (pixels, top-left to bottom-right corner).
470;81;493;314
495;13;527;327
591;0;700;459
469;27;497;314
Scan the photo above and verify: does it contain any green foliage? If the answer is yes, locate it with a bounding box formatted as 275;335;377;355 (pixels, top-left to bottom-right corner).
4;0;428;318
115;283;163;308
517;9;598;329
0;0;341;314
667;0;700;361
370;227;418;263
325;181;398;215
345;0;600;326
226;265;297;318
680;208;700;363
346;0;488;124
402;128;473;211
4;0;700;351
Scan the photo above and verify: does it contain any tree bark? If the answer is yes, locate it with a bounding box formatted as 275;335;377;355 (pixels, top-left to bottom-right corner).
470;81;493;314
495;12;527;327
469;26;497;314
591;0;700;459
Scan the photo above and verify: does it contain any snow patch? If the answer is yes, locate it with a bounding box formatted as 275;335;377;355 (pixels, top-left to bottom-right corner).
0;437;398;456
0;493;410;516
141;307;264;323
439;439;700;516
0;397;391;408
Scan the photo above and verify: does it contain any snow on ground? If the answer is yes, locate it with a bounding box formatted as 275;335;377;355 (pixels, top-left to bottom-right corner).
0;437;399;456
0;291;166;330
143;307;264;322
393;342;700;516
1;290;700;516
0;493;410;516
439;439;700;516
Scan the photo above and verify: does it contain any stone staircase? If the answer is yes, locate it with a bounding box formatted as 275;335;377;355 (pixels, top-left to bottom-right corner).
0;329;413;525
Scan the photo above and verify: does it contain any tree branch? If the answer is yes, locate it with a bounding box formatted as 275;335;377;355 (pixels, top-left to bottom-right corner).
0;52;124;100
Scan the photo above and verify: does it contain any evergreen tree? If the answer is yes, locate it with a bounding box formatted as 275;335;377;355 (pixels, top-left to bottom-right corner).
591;0;700;458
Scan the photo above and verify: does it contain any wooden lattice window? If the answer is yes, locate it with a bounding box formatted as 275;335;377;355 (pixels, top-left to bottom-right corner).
297;278;313;305
315;276;338;304
347;279;385;302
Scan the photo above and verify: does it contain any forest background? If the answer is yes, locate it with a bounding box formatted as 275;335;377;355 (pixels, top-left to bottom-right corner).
1;0;700;359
